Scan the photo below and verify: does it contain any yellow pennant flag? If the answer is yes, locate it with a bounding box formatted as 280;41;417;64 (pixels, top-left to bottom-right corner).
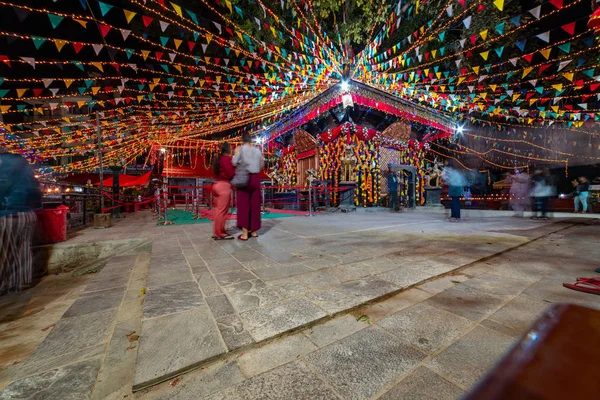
174;39;182;49
225;0;233;14
480;51;489;61
551;105;559;112
512;93;521;102
539;48;551;59
173;65;182;73
123;10;136;23
170;2;183;17
91;87;101;95
74;19;88;28
493;0;504;12
77;100;87;108
55;39;68;52
472;66;480;74
480;30;488;41
480;92;487;99
522;67;533;78
563;72;574;81
141;50;150;60
458;77;466;85
92;62;103;72
552;83;563;92
64;79;74;88
206;34;213;45
489;84;497;92
17;88;27;98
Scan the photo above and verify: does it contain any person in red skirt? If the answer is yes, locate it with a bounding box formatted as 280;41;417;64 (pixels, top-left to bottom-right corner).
212;142;235;240
233;133;263;240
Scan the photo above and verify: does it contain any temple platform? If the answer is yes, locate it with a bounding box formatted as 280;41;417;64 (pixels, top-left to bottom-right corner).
1;211;598;399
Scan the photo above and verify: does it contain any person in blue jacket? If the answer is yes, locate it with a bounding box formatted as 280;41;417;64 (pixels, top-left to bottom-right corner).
0;152;41;295
442;161;467;221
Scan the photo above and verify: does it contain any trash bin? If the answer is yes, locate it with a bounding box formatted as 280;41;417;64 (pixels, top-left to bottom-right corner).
36;205;69;244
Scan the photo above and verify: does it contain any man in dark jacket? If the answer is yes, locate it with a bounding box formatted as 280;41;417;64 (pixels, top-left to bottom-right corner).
386;167;399;211
0;152;42;294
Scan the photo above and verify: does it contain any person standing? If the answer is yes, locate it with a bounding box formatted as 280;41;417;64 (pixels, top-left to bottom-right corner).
386;166;399;211
509;171;530;217
573;176;590;213
212;142;235;240
233;133;263;240
442;162;466;221
530;169;552;220
0;152;42;295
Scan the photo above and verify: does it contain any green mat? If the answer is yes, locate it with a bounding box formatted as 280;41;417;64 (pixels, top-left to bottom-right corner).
159;209;296;225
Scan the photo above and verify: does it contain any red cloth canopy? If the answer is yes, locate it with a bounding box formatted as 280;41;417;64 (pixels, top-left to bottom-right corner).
100;170;152;187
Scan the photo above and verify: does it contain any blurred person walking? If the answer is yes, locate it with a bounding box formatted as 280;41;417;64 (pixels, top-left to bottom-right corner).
232;133;263;240
212;142;235;240
386;166;399;211
442;161;467;221
573;176;590;213
530;169;552;220
509;171;530;217
0;152;42;295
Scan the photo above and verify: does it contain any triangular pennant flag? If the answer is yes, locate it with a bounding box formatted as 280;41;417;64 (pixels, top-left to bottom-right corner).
479;51;489;61
549;0;563;9
528;6;541;19
557;59;572;71
16;88;27;98
142;16;153;27
54;39;68;52
98;24;111;38
494;46;504;58
74;19;88;28
92;44;103;55
561;22;576;35
159;21;169;32
21;57;35;69
539;48;551;59
558;42;571;54
493;0;504;11
463;16;472;29
536;31;550;43
31;36;46;50
515;40;526;52
48;14;64;29
495;22;505;35
121;29;131;41
510;16;521;26
98;1;113;17
480;29;488;41
170;2;183;17
123;9;136;23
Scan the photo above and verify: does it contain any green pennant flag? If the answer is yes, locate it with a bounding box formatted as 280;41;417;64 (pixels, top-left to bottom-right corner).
48;14;64;29
160;36;169;46
160;64;169;72
438;31;445;42
495;22;505;35
98;1;113;17
583;69;595;78
234;5;243;18
494;46;504;57
78;87;86;94
84;79;94;88
31;36;47;49
557;42;571;53
71;60;84;71
185;9;199;25
125;49;134;59
0;78;3;86
0;89;8;98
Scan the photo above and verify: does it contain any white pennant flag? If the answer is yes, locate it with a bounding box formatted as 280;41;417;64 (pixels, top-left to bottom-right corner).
463;16;472;29
557;59;572;71
201;44;208;53
468;86;474;93
455;59;462;67
121;29;131;41
529;79;538;87
21;57;35;69
50;88;59;96
92;44;103;55
446;5;453;17
528;6;541;19
459;39;466;48
255;17;261;30
260;4;266;18
224;58;230;66
213;22;222;34
509;58;518;66
536;31;550;43
168;53;176;62
159;21;169;32
42;79;53;88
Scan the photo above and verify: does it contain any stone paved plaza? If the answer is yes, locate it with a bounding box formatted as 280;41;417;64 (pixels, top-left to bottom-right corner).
0;210;598;399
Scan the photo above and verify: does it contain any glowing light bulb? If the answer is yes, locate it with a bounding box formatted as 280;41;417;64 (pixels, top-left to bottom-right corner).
340;81;349;91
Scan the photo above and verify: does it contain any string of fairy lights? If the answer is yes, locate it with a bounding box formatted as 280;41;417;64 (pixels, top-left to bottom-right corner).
0;0;598;174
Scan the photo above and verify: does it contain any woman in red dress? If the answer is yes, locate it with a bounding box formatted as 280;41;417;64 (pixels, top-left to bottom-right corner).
212;142;235;240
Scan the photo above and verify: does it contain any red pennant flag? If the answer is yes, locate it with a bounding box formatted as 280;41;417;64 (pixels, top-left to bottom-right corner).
188;41;196;51
590;83;600;91
155;51;163;60
561;22;575;35
549;0;563;9
142;16;154;27
0;56;10;67
458;0;466;7
470;34;478;45
538;64;551;74
523;53;534;63
226;27;234;36
72;42;84;54
582;94;591;102
99;24;111;38
477;4;486;12
33;88;43;96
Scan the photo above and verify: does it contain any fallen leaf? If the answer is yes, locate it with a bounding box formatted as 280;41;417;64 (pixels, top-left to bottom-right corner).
169;377;182;387
41;324;56;332
140;288;146;294
451;280;462;284
356;315;371;324
128;334;140;342
126;344;136;351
